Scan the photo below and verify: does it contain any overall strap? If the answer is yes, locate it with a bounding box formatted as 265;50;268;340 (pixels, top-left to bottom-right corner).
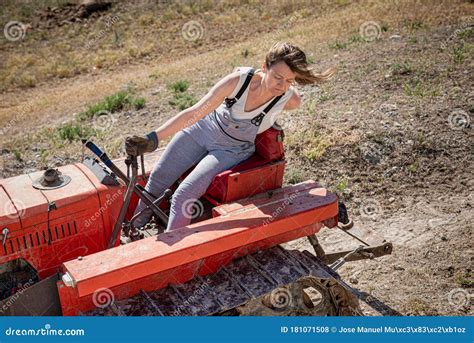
250;93;285;126
224;68;255;108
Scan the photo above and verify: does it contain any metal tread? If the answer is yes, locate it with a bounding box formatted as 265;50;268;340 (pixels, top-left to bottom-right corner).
84;245;344;316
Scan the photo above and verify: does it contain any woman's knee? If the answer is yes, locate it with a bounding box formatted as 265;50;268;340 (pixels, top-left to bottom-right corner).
171;177;211;206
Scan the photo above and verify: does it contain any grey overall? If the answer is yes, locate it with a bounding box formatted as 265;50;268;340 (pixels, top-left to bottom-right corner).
132;68;286;231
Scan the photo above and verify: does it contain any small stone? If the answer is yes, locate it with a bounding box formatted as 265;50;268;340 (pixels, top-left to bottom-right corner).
441;235;448;241
388;197;395;203
394;265;405;271
349;277;359;284
389;34;402;39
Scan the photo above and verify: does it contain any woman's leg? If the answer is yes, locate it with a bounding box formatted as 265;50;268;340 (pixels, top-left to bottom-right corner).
166;149;254;231
132;131;207;228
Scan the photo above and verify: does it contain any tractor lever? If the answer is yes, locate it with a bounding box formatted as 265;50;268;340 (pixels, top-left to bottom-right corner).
82;139;170;245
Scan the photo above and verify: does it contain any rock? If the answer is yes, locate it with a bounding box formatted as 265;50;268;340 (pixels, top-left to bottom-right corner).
394;265;405;271
379;103;398;115
384;166;398;177
388;197;395;203
390;34;402;39
349;277;359;284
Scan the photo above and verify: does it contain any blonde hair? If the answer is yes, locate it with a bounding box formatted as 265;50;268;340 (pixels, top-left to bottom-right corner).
265;42;335;85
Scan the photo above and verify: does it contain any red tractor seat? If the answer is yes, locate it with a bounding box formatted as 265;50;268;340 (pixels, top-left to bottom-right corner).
203;127;286;205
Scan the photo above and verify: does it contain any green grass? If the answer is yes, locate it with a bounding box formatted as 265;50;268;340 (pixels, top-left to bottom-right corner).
78;90;146;120
12;149;22;161
457;27;473;40
408;160;419;173
348;34;365;44
131;97;146;109
404;19;424;31
296;132;331;161
169;93;197;110
168;80;189;93
55;123;97;142
306;55;316;64
335;177;349;193
329;31;376;51
389;61;413;75
329;40;348;50
285;168;305;185
452;43;470;64
455;270;472;288
318;91;332;102
168;79;197;110
403;78;439;97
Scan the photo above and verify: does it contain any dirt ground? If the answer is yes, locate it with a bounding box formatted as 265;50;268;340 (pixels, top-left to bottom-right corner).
0;0;472;316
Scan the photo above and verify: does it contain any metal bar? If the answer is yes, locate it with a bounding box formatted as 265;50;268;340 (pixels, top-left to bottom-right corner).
139;289;164;316
109;302;126;316
221;267;254;297
323;243;393;265
83;140;169;225
244;254;279;285
274;246;307;275
306;234;327;260
329;246;365;270
195;275;225;309
107;160;137;248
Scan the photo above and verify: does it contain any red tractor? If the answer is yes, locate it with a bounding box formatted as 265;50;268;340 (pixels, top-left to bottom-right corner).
0;127;392;316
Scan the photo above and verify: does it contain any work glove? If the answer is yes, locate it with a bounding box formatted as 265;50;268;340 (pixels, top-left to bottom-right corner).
125;131;159;156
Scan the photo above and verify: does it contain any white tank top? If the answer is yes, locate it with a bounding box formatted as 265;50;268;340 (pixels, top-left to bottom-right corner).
218;66;294;134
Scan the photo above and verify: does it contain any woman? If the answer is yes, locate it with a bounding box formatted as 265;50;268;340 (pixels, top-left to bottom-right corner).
126;42;334;232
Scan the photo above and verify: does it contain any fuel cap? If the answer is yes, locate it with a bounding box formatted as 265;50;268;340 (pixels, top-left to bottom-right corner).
32;168;71;190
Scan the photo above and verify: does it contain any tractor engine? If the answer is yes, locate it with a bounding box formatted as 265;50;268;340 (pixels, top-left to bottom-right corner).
0;162;124;300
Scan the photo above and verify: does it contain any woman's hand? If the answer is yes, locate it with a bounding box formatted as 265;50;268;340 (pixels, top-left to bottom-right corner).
125;131;159;156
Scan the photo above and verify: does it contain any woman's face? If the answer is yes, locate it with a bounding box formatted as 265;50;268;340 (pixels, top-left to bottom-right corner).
262;61;296;96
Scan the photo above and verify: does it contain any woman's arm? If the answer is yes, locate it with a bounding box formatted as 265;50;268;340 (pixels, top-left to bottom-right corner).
154;71;241;141
283;87;301;111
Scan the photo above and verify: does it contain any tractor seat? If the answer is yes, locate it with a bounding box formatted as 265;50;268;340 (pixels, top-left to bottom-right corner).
203;126;286;205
